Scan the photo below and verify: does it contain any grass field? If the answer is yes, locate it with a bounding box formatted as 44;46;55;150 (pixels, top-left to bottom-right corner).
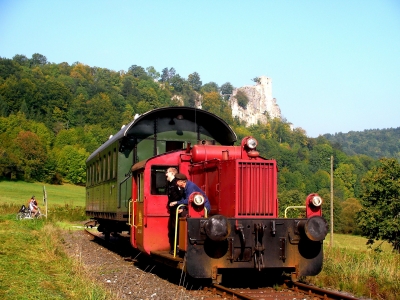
324;233;393;252
0;181;85;207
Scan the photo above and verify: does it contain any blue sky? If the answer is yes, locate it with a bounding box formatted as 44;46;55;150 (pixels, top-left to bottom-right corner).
1;0;399;137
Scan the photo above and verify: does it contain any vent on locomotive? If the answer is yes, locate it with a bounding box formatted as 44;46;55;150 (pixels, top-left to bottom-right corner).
237;161;276;216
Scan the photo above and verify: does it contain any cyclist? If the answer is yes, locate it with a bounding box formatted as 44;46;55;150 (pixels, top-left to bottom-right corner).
28;195;39;217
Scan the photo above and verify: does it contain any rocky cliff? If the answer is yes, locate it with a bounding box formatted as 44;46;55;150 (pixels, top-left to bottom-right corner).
229;76;281;125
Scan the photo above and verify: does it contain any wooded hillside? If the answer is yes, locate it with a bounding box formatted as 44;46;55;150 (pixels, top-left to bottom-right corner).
324;128;400;161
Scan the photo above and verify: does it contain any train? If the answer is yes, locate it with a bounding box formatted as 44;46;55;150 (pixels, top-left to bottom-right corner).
86;106;328;283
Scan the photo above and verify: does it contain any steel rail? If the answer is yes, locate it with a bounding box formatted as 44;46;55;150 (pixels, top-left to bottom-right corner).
211;282;361;300
211;284;253;300
291;281;359;300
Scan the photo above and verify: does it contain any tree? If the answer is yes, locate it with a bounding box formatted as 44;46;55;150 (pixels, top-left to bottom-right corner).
169;74;185;93
160;67;169;82
335;163;357;199
168;68;176;79
187;72;202;91
86;93;118;128
91;67;121;93
0;76;43;118
82;124;112;154
68;94;88;127
201;91;233;124
40;79;73;127
0;95;8;116
128;65;147;78
160;67;175;83
70;63;94;94
55;145;88;184
121;75;137;98
269;118;293;145
0;57;21;79
309;144;333;173
201;82;219;93
54;128;80;149
146;66;160;80
220;82;234;100
340;198;362;234
12;54;30;67
19;100;29;116
31;53;47;66
12;131;47;181
356;158;400;251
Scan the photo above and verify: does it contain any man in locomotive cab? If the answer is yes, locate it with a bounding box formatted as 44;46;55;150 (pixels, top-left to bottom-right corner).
169;173;211;213
165;167;184;254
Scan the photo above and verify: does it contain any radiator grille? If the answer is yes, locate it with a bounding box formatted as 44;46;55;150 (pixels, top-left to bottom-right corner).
237;161;276;216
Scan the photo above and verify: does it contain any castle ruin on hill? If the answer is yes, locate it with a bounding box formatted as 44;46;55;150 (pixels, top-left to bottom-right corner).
229;76;281;126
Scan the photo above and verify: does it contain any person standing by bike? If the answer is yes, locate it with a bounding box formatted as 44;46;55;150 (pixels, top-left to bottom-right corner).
29;195;39;217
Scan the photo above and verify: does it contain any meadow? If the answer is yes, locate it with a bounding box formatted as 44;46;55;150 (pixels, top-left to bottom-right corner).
0;181;399;299
316;234;399;299
0;181;85;207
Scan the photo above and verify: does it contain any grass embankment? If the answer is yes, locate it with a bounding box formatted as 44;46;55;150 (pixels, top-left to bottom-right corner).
308;235;399;299
0;212;112;300
0;181;113;299
0;181;399;299
311;235;400;300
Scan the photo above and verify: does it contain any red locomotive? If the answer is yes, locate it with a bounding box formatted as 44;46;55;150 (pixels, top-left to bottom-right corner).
86;107;328;283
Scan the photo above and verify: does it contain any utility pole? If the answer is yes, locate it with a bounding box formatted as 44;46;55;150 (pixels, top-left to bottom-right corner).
330;155;334;247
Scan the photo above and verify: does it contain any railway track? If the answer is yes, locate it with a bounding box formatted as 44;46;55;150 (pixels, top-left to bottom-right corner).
83;222;360;300
206;282;360;300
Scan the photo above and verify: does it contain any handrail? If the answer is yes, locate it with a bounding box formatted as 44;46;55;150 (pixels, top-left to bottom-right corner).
172;204;209;257
284;206;306;218
118;172;132;208
132;199;138;228
127;200;132;225
127;199;138;227
173;204;186;257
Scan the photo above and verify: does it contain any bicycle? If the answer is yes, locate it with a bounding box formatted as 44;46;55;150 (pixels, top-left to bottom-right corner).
16;205;42;220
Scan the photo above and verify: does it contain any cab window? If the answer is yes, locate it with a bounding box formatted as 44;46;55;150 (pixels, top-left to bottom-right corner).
151;166;177;195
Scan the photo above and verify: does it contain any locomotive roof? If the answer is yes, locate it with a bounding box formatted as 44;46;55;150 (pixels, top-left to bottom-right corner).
86;106;237;162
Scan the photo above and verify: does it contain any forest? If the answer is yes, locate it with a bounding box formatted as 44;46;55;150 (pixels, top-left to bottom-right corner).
0;53;399;251
324;128;400;161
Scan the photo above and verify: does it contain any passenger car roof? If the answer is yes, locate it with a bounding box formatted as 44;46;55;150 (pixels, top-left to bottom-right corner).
86;107;237;162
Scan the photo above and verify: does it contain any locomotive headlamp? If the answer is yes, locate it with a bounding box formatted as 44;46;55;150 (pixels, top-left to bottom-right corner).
193;194;205;206
311;195;322;207
246;137;258;149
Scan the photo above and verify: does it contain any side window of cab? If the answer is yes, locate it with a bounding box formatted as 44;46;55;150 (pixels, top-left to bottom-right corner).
151;166;169;195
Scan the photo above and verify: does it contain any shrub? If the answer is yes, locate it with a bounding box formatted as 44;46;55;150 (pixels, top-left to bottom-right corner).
236;90;249;109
